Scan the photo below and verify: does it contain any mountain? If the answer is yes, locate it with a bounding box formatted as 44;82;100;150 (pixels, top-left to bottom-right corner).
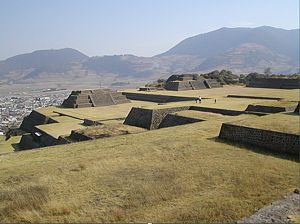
0;48;89;81
1;48;88;73
0;26;298;87
158;26;299;73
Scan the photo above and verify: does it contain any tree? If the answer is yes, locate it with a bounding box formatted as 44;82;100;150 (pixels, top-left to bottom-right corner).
264;67;272;77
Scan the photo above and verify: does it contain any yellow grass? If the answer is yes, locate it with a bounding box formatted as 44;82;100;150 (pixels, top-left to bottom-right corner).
250;100;298;107
173;110;256;121
1;86;299;222
0;136;21;155
123;86;300;101
141;98;275;111
0;114;298;223
52;100;156;121
232;113;300;134
36;122;85;139
77;124;146;138
51;115;82;123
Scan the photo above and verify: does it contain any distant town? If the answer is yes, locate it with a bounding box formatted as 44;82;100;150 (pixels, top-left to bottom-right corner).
0;88;69;135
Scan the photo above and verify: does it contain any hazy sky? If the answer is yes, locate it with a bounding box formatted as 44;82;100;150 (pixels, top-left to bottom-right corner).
0;0;299;60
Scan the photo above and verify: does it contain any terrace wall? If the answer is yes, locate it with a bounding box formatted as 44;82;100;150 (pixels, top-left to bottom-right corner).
227;95;283;100
20;110;57;133
190;106;244;116
294;102;300;114
219;123;299;155
124;106;190;129
123;92;197;103
247;78;300;89
159;114;204;128
245;104;298;113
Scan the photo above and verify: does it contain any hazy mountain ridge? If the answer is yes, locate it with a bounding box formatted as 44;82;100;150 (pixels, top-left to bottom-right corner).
0;26;298;85
159;26;299;62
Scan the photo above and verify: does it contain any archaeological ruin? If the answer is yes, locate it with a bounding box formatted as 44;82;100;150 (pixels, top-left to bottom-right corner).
247;77;300;89
164;74;222;91
62;89;130;108
3;75;297;158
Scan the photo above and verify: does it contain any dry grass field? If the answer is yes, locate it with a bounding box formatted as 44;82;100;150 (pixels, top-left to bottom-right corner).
0;112;298;222
77;123;146;138
124;85;300;101
36;122;86;139
232;113;300;134
0;86;299;223
0;136;21;155
53;100;156;121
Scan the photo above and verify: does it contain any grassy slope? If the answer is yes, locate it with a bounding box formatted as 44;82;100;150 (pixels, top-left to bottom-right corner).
78;124;146;138
0;136;21;155
232;113;300;134
0;115;298;223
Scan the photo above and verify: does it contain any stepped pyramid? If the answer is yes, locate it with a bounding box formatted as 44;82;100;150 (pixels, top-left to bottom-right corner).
62;89;130;108
165;74;222;91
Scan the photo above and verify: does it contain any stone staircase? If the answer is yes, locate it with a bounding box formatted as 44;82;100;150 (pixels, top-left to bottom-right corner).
62;89;130;108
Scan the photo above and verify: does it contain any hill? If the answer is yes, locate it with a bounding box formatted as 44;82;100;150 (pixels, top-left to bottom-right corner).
158;26;299;74
0;48;89;83
0;26;298;87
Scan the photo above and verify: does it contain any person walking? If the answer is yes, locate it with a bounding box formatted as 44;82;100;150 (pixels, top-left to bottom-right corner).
199;96;202;104
214;99;217;104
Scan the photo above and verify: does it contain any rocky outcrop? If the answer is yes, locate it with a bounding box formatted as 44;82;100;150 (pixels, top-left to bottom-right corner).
238;189;300;223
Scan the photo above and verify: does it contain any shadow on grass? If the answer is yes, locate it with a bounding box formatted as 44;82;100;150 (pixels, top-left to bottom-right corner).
12;143;20;152
208;136;299;162
284;112;299;116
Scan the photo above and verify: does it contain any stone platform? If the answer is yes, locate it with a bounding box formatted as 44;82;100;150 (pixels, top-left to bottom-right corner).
62;89;130;108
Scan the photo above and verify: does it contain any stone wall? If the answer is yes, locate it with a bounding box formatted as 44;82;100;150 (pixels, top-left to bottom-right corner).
165;79;221;91
124;105;255;130
247;78;300;89
62;89;130;108
69;130;93;141
151;106;191;129
123;107;154;129
19;133;40;150
159;114;204;128
219;123;299;155
294;102;300;114
204;79;222;88
190;106;244;116
20;110;57;133
124;106;190;130
123;92;197;103
245;104;298;113
227;95;283;100
83;119;101;126
19;127;60;150
164;76;222;91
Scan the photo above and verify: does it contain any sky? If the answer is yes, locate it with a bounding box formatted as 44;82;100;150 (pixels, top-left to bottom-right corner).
0;0;299;60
